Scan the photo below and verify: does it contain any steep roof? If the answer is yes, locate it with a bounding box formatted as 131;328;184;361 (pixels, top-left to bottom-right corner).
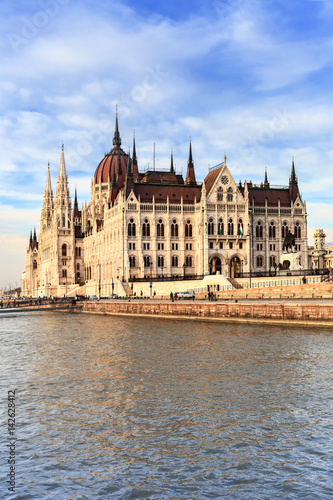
248;187;297;207
204;167;223;195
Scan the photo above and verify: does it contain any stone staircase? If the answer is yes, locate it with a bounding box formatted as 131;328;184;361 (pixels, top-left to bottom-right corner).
226;277;243;289
119;281;133;297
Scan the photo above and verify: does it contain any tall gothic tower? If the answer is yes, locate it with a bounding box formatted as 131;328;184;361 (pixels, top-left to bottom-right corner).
52;145;74;294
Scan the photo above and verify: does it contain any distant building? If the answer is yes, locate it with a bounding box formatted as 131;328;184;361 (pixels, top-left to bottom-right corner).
21;115;308;297
308;229;333;270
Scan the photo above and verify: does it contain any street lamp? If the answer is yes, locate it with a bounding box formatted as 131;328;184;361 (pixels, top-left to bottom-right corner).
112;277;114;297
98;264;101;300
183;263;186;280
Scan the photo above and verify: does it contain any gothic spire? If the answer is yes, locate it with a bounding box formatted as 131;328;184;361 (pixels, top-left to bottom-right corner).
126;149;133;179
264;167;270;188
59;143;66;178
289;157;298;186
185;139;196;184
170;149;174;173
42;162;54;219
33;227;37;241
132;133;137;164
55;144;70;209
132;133;139;180
117;147;123;187
111;163;117;187
112;108;121;149
74;187;78;208
46;162;52;193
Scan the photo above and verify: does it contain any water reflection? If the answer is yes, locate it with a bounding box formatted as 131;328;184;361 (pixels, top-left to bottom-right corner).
1;312;333;499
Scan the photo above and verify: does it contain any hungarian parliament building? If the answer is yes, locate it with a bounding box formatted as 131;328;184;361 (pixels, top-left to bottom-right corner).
21;115;308;297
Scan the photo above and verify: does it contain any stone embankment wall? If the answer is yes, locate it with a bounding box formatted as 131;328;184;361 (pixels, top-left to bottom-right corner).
209;282;333;300
82;301;333;326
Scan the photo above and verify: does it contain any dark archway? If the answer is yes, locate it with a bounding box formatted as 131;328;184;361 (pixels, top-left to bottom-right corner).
210;256;222;275
230;256;241;278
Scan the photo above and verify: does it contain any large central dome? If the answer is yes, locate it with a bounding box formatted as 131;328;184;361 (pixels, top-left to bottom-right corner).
94;114;129;184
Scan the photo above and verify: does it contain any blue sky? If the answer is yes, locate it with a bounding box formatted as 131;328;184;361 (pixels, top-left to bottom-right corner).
1;0;333;288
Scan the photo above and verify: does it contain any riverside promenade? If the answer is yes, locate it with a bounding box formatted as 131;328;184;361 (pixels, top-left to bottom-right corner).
3;283;333;326
79;282;333;327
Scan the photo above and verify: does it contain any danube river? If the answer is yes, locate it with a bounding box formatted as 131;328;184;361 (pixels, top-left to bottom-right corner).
1;311;333;499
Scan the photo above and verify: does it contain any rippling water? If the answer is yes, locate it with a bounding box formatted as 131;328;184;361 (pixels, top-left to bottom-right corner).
1;311;333;499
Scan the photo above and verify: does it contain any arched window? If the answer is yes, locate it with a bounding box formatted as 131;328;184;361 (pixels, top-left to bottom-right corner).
33;260;37;270
142;219;150;237
218;218;224;235
256;221;263;238
256;255;263;267
269;221;276;239
171;220;178;237
185;220;192;237
62;269;67;278
237;218;243;237
208;218;214;235
157;219;164;237
172;256;178;267
217;187;223;201
62;216;66;227
77;263;80;271
144;256;150;267
294;222;301;239
158;256;164;268
185;255;192;267
128;219;136;237
129;256;136;268
281;221;288;239
228;218;234;236
62;244;67;257
270;255;276;268
227;187;233;202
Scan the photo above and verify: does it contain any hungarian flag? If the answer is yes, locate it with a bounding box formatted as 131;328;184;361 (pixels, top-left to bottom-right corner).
218;222;223;234
239;223;243;237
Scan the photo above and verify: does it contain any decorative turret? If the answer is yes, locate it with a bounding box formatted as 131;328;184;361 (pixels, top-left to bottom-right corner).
54;144;72;227
29;227;38;251
55;144;70;201
264;168;270;188
41;162;54;227
185;140;196;185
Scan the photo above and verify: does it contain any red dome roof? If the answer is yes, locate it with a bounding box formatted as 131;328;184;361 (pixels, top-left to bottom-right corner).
94;147;129;184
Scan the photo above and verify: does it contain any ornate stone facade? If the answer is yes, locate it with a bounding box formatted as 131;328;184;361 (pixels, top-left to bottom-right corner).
22;116;308;297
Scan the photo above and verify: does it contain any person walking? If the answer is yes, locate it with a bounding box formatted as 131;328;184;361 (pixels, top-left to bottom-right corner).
170;292;174;302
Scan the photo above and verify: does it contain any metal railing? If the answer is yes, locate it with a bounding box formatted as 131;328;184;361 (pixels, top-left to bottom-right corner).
235;268;329;279
125;274;205;283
